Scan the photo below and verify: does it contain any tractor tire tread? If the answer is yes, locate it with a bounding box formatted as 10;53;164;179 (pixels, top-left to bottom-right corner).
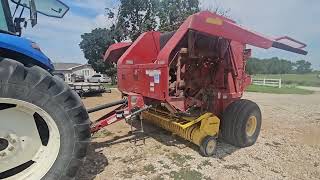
221;99;261;147
0;58;90;179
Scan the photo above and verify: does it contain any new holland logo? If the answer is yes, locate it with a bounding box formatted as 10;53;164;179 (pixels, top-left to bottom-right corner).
206;17;223;25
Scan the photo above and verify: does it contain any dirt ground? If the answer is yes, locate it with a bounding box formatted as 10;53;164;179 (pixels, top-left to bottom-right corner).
77;89;320;180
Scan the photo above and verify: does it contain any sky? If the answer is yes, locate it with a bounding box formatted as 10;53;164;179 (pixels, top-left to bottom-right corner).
21;0;320;69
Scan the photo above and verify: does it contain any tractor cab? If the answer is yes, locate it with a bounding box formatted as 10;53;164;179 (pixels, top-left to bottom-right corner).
0;0;69;70
0;0;68;35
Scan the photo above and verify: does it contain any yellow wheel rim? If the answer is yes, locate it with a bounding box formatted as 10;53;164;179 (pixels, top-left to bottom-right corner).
246;116;257;137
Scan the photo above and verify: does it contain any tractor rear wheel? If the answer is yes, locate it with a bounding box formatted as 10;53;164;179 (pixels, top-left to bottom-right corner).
221;99;261;147
0;59;90;180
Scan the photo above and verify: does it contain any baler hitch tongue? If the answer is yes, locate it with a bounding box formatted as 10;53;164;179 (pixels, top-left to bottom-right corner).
88;98;151;134
124;105;152;121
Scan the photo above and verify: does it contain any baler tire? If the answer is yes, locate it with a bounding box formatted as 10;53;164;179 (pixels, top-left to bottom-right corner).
0;59;90;180
199;136;217;157
221;99;261;147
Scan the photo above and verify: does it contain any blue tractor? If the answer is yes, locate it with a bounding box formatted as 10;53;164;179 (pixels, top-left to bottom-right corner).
0;0;90;179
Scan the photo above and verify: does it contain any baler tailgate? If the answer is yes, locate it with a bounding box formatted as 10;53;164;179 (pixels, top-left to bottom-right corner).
189;12;308;55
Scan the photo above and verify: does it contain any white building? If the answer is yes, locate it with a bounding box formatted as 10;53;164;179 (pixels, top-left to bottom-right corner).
53;63;97;83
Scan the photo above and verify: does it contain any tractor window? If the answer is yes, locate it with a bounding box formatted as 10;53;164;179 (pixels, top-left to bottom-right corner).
10;0;69;18
0;2;9;31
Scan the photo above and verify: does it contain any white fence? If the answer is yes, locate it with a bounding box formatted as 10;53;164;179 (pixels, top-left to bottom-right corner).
252;78;282;88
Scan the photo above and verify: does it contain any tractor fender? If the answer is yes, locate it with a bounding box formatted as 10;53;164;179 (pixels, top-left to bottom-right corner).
0;33;54;71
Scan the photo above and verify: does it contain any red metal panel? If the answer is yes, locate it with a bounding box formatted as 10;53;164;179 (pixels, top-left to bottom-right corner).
90;106;128;133
157;12;275;65
157;11;307;65
116;31;168;101
118;32;161;66
189;12;274;49
156;16;192;64
104;42;132;63
118;64;168;101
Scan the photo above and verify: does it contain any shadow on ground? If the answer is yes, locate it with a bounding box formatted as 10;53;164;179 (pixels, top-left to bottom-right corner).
76;121;239;179
137;122;240;159
76;143;109;180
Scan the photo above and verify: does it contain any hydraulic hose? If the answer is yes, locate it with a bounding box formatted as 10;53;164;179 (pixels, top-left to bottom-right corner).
87;99;127;113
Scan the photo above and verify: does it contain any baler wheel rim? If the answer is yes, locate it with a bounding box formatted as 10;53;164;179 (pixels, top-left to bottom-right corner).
246;116;257;137
199;136;217;157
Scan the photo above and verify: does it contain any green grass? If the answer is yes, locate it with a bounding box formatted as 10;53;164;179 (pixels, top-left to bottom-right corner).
197;160;213;170
167;152;195;167
169;168;203;180
253;73;320;87
91;129;113;138
121;168;138;179
246;85;313;94
101;83;117;88
143;164;156;173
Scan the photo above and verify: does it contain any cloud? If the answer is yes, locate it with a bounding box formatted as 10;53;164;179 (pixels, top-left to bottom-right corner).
69;0;105;10
22;0;319;68
23;0;116;64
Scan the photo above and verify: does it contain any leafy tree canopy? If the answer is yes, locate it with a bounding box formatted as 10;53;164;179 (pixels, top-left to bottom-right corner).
80;0;202;77
295;60;312;74
246;57;313;75
158;0;199;32
117;0;159;41
79;28;116;75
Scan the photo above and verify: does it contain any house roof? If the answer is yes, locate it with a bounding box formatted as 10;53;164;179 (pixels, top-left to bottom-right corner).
53;63;82;70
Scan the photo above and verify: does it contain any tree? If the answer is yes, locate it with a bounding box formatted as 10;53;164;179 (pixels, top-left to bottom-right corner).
158;0;199;32
114;0;159;41
246;57;295;75
80;1;160;84
80;0;226;83
200;1;231;17
79;28;117;83
294;60;312;74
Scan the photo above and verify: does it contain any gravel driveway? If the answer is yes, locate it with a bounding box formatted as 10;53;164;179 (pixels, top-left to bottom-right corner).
77;90;320;180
